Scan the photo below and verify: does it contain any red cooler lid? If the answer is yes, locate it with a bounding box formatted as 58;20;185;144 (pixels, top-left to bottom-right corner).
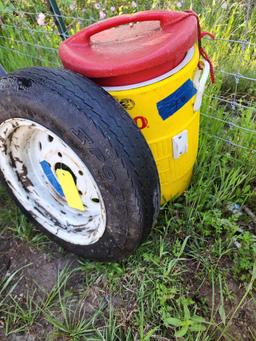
59;10;199;86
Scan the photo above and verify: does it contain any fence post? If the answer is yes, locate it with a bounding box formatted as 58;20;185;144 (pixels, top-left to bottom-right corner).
47;0;69;40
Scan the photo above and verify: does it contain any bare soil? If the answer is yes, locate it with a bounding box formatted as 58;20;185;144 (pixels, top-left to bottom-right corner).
0;232;255;340
185;258;256;340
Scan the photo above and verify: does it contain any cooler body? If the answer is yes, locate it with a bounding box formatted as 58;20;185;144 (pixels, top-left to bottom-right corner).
105;46;200;202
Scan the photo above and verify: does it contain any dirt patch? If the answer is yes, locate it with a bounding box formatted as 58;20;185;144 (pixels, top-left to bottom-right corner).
0;232;80;340
0;329;8;341
7;335;36;341
0;231;119;340
185;259;256;340
0;233;78;296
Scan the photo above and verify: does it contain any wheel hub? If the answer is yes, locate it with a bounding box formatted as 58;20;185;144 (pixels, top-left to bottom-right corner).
0;118;106;245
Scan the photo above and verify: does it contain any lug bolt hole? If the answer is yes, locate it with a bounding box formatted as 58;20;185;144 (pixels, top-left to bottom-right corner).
91;198;100;203
78;170;83;176
58;152;62;158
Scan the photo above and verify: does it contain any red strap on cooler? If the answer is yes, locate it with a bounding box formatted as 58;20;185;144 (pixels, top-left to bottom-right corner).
200;32;215;83
185;10;215;83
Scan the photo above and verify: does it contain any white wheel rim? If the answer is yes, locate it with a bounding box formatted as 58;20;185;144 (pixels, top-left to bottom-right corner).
0;118;106;245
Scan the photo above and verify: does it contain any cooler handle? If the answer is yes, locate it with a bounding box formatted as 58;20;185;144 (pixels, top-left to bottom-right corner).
193;59;210;112
83;11;180;43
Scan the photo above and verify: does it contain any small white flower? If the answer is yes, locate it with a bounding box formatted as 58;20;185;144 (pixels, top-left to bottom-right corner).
95;3;101;10
221;2;228;9
234;241;241;249
37;13;46;26
69;2;76;11
176;2;183;8
131;1;137;8
110;6;116;12
99;10;106;20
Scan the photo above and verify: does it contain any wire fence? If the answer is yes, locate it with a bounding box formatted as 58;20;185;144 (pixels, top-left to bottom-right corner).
0;0;255;158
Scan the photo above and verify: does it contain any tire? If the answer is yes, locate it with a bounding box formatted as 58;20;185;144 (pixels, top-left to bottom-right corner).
0;67;160;261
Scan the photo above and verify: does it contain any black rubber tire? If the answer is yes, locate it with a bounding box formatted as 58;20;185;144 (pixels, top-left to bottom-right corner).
0;67;160;261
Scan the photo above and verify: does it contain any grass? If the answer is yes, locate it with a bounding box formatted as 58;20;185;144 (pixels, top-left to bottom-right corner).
0;0;255;340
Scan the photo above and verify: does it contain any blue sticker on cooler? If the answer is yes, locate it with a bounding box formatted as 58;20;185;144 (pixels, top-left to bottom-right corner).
40;160;64;197
157;79;197;120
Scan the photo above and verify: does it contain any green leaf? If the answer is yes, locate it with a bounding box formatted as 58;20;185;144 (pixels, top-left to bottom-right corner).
219;305;226;325
192;315;206;323
144;326;159;340
165;317;183;327
190;324;206;332
175;325;189;338
183;304;191;320
252;262;256;281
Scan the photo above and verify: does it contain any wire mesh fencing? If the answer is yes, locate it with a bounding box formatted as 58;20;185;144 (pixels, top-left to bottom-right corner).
0;0;255;159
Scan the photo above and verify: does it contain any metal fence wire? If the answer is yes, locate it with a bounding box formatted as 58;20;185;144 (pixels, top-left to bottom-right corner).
0;0;255;156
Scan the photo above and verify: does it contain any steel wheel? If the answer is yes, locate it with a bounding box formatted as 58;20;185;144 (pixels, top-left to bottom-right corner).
0;118;106;245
